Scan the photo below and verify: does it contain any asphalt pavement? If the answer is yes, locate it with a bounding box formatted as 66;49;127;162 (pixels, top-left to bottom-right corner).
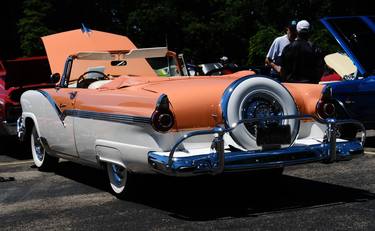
1;137;375;231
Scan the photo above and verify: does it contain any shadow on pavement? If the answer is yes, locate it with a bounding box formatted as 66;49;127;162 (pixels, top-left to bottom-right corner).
54;161;375;221
364;137;375;148
0;136;30;161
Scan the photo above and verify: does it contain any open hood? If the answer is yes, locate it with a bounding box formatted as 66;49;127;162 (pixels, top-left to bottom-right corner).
42;29;137;75
321;16;375;76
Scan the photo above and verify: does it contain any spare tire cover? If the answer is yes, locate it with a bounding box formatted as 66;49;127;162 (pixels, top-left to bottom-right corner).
221;76;299;150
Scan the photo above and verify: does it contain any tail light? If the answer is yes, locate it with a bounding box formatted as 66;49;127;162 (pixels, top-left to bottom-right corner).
317;100;336;119
151;94;174;132
316;86;336;119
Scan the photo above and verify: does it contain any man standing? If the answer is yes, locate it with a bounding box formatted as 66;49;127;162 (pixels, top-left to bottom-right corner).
265;20;297;79
280;20;324;83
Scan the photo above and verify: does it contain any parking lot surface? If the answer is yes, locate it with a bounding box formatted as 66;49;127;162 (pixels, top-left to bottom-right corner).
1;137;375;231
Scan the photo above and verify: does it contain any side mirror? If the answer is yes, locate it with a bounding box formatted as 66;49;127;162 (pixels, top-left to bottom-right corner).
50;73;61;83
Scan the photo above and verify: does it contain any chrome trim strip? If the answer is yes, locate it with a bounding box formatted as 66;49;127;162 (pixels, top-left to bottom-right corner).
64;110;151;124
37;90;151;125
37;90;64;119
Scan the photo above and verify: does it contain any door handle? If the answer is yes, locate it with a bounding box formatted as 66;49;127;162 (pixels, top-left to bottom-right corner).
59;103;67;108
69;91;78;100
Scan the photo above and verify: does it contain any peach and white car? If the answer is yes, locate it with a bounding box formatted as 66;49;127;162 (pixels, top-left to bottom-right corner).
17;29;365;198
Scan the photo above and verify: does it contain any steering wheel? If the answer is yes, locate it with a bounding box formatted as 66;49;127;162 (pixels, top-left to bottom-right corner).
77;71;109;88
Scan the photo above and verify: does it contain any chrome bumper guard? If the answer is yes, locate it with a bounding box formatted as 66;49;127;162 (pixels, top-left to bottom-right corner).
148;115;365;176
16;117;25;140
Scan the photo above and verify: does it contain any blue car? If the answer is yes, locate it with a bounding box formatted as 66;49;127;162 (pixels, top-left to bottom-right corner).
320;16;375;137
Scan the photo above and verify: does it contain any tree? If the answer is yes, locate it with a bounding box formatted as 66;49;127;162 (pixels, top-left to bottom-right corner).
0;1;23;59
247;25;280;65
17;0;54;56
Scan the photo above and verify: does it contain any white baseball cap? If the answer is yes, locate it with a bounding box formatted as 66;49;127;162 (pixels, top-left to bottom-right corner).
296;20;310;32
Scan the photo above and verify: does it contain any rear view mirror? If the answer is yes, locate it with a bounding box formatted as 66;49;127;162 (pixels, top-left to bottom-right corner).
111;60;127;66
50;73;61;83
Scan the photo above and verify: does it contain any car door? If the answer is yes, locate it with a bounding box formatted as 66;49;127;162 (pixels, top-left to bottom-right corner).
40;88;78;157
72;89;103;163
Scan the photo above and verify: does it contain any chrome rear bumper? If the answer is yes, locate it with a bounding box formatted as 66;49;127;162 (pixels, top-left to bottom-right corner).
148;115;365;176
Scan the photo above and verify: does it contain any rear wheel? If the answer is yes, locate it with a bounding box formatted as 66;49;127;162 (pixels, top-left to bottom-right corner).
338;124;358;140
106;163;133;199
31;126;58;171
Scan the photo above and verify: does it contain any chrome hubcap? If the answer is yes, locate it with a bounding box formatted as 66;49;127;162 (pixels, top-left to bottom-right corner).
242;93;284;136
34;137;44;161
111;164;124;186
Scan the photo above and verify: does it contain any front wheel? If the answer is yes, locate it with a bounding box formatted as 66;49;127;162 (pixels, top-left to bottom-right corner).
31;126;59;171
106;163;134;199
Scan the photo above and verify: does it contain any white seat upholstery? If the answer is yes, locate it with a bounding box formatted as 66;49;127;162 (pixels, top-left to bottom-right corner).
88;80;112;89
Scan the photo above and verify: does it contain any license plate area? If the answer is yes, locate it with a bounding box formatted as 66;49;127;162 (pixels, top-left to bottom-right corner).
256;124;291;146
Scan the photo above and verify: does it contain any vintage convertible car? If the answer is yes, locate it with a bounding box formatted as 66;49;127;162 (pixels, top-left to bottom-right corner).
319;16;375;135
17;29;365;198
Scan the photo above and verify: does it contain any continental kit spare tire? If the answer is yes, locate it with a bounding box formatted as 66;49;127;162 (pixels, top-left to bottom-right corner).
221;76;299;150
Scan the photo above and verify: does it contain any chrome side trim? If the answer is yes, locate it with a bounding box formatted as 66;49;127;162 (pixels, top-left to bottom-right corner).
64;110;151;124
36;90;151;125
37;90;64;119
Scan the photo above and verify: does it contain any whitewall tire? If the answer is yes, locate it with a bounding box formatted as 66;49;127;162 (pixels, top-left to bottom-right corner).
107;162;133;199
31;126;59;171
223;76;299;150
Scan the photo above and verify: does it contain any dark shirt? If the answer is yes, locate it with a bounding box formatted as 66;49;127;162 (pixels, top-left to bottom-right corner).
280;39;323;83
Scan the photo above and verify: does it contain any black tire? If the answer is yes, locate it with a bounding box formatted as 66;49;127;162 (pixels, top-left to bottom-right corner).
106;162;134;199
31;126;59;171
338;124;358;140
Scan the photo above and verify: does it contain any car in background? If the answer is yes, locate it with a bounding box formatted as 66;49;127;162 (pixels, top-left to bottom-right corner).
17;29;365;199
0;56;54;136
319;16;375;137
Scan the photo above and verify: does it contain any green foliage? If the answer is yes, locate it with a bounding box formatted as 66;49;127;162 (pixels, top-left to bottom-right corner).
1;0;372;61
17;0;54;56
247;26;280;65
310;24;341;55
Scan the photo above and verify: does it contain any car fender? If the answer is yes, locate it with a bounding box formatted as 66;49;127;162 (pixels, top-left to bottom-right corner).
95;139;154;173
21;112;41;138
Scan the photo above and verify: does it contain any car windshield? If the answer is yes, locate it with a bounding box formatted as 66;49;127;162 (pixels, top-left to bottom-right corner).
67;48;181;83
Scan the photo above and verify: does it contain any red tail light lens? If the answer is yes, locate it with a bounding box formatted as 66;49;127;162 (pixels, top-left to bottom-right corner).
151;111;174;132
317;100;336;119
151;94;174;132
